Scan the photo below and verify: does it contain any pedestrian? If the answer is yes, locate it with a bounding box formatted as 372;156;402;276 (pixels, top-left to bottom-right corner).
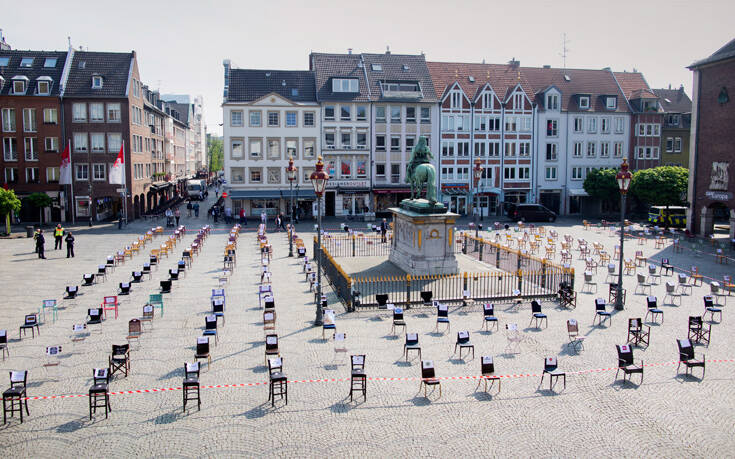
194;202;200;218
380;218;388;243
279;213;287;231
54;223;64;250
175;208;181;226
225;207;232;224
65;231;75;258
212;207;218;223
239;208;246;226
165;208;174;227
118;211;124;230
186;200;193;217
36;229;46;259
33;228;41;253
261;211;267;228
199;191;203;201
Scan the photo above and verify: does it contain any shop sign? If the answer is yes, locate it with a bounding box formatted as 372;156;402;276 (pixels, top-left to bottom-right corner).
327;180;369;189
705;191;732;201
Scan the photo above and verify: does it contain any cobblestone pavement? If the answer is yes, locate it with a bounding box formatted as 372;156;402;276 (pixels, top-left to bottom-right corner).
1;210;735;458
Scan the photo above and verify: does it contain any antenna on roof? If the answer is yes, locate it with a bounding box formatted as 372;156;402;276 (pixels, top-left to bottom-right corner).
386;45;390;55
559;33;570;69
67;36;72;51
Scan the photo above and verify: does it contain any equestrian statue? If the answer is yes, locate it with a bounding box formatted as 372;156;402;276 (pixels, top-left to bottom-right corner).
401;136;446;213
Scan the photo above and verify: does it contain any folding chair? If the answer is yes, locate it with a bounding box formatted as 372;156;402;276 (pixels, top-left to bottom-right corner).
529;300;547;328
703;295;722;323
676;339;705;378
615;344;644;384
540;356;566;390
194;337;212;368
89;368;111;419
0;331;7;361
203;315;218;345
435;303;450;333
645;296;663;323
660;258;674;276
454;330;474;360
404;333;421;361
43;345;63;381
504;323;522;354
687;316;711;346
40;299;58;323
19;314;40;339
391;307;406;335
65;285;79;299
664;281;682;306
482;303;499;331
566;319;585;352
268;357;287;406
476;356;501;392
349;355;366;401
83;273;95;286
183;362;201;412
264;334;280;364
420;360;441;398
3;371;29;424
333;332;348;359
627;318;650;347
109;344;130;378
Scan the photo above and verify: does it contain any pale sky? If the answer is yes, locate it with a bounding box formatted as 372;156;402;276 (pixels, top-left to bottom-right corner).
3;0;733;136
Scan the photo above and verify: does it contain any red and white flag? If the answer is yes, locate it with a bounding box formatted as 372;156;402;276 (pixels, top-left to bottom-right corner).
109;144;125;185
59;141;72;185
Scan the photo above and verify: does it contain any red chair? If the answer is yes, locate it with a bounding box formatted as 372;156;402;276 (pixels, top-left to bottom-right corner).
101;296;119;320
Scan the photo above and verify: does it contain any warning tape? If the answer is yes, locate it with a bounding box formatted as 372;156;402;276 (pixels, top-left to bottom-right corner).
22;358;735;401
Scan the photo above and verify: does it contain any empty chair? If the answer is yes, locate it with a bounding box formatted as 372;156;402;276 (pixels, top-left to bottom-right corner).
96;265;108;282
19;314;40;339
660;258;674;276
322;309;336;339
177;260;187;276
87;308;102;326
504;323;522;354
3;371;29;424
212;297;225;326
647;264;661;285
131;271;143;283
627;318;651;347
687;316;711;346
194;337;212;368
420;291;433;305
420;360;441;398
182;362;201;412
476;356;501;392
710;282;727;306
391;307;406;335
160;279;172;294
635;273;652;296
118;282;132;296
267;357;287;406
349;355;366;401
567;319;585;352
203;315;218;345
435;303;450;333
89;368;111;420
109;344;130;378
664;282;682;306
264;334;280;364
582;271;597;294
677;339;705;378
454;331;475;360
645;296;663;323
126;319;142;345
263;295;275;311
83;274;95;286
605;263;617;283
376;294;389;309
404;333;421;361
101;296;118;320
40;299;58;323
65;285;79;299
141;263;152;280
540;357;566;390
149;293;164;317
140;305;154;329
169;269;180;281
106;256;116;271
0;330;7;360
482;303;499;331
615;344;644;384
704;295;722;323
677;273;692;295
529;300;547;328
593;298;611;326
258;285;272;308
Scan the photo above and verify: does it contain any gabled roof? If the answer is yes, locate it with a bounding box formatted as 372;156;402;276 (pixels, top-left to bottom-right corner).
522;67;629;112
226;69;316;103
0;50;68;96
651;87;692;113
166;101;191;124
309;53;371;102
612;71;657;100
361;53;438;102
426;61;534;104
689;37;735;69
64;51;134;98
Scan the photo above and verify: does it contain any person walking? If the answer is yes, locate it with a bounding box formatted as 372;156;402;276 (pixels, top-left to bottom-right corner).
174;208;181;226
212;207;218;223
65;231;75;258
380;218;388;243
240;208;246;226
261;211;267;228
186;200;193;217
194;202;200;218
279;213;287;231
54;224;64;250
36;229;46;259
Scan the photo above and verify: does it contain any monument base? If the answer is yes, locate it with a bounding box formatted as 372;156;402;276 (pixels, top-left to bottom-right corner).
388;207;459;276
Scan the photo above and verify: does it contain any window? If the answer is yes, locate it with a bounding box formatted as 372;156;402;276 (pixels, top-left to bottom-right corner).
489;141;500;157
249;168;262;183
457;115;470;131
504;167;516;180
37;81;50;95
546;143;557;161
374;106;386;123
22;109;37;132
90;103;104;122
325;132;335;148
4;167;18;183
231;139;244;159
441;141;454;157
230;110;243;127
341;131;351;148
42;166;59;184
20;57;34;67
458;141;469;156
286;139;297;159
614;142;623;157
12;79;26;94
674;137;682;152
340;105;351;121
545;167;557;180
267;139;280;159
586;142;596;157
546;94;559;110
92;163;106;181
667;114;680;126
475;141;486;157
615;117;625;133
406;107;416;122
92;76;103;88
420;107;430;122
519;142;530;157
600;142;610;157
341;160;352;178
390;136;401;152
571;167;583;180
391;164;400;179
546;119;558;137
606;97;617;109
518;167;530;180
43;108;57;124
286;111;297;127
356;106;367;121
405;136;415;152
376;163;386;177
246;110;260;127
90;133;105;153
324;106;335;121
76;163;89;180
303;112;315;126
588;118;597;133
390;106;401;123
24;138;37;161
249;139;262;158
637;123;661;137
375;135;386;152
601;117;610;133
0;57;8;67
44;57;57;67
45;137;59;152
371;63;382;72
2;108;16;132
72;103;86;122
107;133;121;153
25;167;40;183
441;167;453;180
666;137;674;152
332;78;359;93
303;139;315;159
106;103;121;122
573;142;583;158
505;116;517;132
356;132;367;148
573;117;582;133
267;111;279;127
504;142;516;157
73;133;88;152
441;115;454;131
579;96;590;109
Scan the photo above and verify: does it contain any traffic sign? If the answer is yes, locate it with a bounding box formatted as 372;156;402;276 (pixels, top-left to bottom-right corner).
222;192;228;198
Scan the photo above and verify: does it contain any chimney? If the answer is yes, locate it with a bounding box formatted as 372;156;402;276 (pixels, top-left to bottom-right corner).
482;58;486;64
386;45;391;55
348;48;352;55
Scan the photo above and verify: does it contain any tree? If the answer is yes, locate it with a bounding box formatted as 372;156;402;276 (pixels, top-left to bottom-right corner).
207;137;223;173
0;188;22;235
630;166;689;207
583;168;620;212
26;192;52;226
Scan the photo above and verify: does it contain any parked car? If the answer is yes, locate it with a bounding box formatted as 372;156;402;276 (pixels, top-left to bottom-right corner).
507;203;557;222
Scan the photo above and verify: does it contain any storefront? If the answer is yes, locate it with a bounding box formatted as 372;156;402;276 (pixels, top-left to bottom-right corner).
441;184;469;215
75;195;116;221
373;187;412;216
539;190;561;214
328;180;370;217
228;189;316;219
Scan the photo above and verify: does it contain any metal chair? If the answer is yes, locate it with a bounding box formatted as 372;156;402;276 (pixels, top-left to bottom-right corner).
593;298;611;326
664;281;682;306
182;362;201;411
645;296;663;323
391;307;406;335
529;300;547;328
704;295;722;323
435;303;450;333
349;355;366;401
635;273;652;296
19;314;40;339
420;360;441;398
566;319;585;352
476;356;501;392
454;331;474;360
404;333;421;361
482;303;499;331
677;339;705;378
3;371;29;424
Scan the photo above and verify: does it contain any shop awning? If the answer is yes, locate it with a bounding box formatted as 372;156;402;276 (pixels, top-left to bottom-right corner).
150;182;171;191
568;188;589;197
227;189;317;200
477;187;502;196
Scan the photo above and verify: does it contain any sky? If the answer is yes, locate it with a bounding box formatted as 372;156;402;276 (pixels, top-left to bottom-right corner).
2;0;733;136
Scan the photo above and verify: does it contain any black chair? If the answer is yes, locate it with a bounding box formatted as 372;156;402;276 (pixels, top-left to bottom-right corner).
530;300;548;328
435;303;450;333
660;258;674;276
540;357;566;390
212;298;225;326
268;356;288;406
131;271;143;283
454;330;475;360
87;308;102;325
96;265;108;282
615;344;644;384
177;260;187;276
593;298;612;326
265;333;280;361
203;315;218;345
169;269;180;281
0;330;7;361
149;255;158;266
376;294;389;309
677;339;705;378
391;307;406;335
476;356;500;392
482;303;499;331
89;368;111;419
65;285;79;299
142;263;152;280
264;296;275;311
627;318;650;347
160;279;172;293
109;344;130;378
119;282;132;295
183;362;201;411
420;291;433;305
687;316;711;346
83;274;95;286
194;337;212;368
19;314;40;339
349;355;366;401
404;333;421;361
420;360;441;398
645;296;663;323
3;371;29;424
704;295;722;323
105;256;116;271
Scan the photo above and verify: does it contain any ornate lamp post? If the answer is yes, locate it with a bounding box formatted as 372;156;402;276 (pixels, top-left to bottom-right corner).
286;156;297;257
614;158;633;310
472;159;483;249
310;156;330;325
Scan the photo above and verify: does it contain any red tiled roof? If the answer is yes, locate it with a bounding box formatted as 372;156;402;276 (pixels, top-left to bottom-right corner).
522;67;629;112
613;72;655;100
426;61;534;103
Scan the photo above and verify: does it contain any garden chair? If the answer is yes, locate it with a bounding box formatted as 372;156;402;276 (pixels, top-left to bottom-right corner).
101;296;119;320
627;318;650;348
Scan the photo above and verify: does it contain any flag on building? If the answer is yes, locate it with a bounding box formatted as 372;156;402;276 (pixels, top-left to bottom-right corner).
59;141;72;185
109;144;125;185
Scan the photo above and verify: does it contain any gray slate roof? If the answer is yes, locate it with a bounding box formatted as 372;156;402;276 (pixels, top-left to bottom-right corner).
226;69;316;103
166;101;191;124
309;53;370;102
689;37;735;68
652;87;692;113
64;51;133;98
362;53;438;102
0;50;68;96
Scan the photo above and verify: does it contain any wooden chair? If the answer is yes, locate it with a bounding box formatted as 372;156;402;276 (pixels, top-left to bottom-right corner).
267;357;287;406
635;250;647;267
264;334;280;364
627;318;650;347
89;368;111;419
690;266;703;286
3;370;29;423
194;337;212;369
624;258;636;275
420;360;441;398
615;344;644;384
476;356;501;392
182;362;201;412
593;298;611;326
349;355;366;401
126;319;142;346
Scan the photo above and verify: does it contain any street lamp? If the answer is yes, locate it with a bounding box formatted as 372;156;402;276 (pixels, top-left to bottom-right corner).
614;158;633;311
472;159;483;249
286;156;297;257
310;156;330;325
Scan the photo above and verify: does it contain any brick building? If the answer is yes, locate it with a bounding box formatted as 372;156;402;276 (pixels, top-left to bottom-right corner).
652;85;692;167
687;38;735;236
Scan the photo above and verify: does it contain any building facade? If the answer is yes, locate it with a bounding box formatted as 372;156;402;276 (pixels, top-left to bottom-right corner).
613;72;663;171
652;85;692;167
163;94;206;173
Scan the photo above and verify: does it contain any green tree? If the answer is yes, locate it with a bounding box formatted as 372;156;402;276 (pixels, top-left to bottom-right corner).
583;168;620;212
207;136;223;172
26;192;52;226
0;188;22;235
630;166;689;207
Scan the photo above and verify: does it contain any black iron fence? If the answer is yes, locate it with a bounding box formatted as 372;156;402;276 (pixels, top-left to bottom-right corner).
321;234;391;257
314;237;354;310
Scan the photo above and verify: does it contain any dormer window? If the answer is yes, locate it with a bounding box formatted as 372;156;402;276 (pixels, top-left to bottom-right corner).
44;58;58;68
578;96;590;109
332;78;359;93
11;76;29;95
0;57;9;67
78;61;86;69
546;94;559;110
371;63;382;72
0;76;4;92
37;80;51;95
606;97;617;109
20;57;34;68
92;75;103;89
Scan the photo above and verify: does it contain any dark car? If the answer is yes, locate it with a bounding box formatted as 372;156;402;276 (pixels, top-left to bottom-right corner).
508;203;557;222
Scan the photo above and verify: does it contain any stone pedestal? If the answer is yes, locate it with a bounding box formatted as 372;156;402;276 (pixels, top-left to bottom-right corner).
388;207;459;275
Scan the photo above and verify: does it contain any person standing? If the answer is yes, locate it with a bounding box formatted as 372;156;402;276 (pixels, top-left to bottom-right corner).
186;200;193;217
36;229;46;259
279;213;287;231
33;228;41;253
225;207;232;224
194;202;200;218
240;208;246;226
380;218;388;243
65;231;75;258
212;207;218;223
261;211;267;228
54;224;64;250
174;208;181;226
